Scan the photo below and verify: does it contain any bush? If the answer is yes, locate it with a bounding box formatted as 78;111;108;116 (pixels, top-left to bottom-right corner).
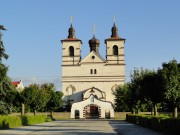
126;114;140;124
0;114;48;129
21;115;47;125
0;116;22;129
126;114;180;135
138;115;151;127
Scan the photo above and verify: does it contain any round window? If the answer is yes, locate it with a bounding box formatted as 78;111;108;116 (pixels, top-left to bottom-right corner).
92;56;95;59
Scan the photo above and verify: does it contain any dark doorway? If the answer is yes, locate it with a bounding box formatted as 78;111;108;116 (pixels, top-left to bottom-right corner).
75;110;79;119
85;104;99;119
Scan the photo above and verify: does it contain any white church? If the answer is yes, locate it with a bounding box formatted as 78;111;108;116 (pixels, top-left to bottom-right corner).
61;21;125;119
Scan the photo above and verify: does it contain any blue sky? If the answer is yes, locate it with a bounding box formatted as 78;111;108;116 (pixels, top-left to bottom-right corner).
1;0;180;90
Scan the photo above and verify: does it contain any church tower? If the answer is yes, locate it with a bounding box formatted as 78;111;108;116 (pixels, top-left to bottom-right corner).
61;23;82;65
105;23;125;65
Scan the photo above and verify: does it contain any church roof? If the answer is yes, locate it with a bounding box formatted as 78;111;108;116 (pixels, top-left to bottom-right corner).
72;94;114;108
105;37;125;43
61;38;82;43
80;51;107;64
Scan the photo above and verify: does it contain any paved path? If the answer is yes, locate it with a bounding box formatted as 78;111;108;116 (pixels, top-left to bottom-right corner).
0;120;164;135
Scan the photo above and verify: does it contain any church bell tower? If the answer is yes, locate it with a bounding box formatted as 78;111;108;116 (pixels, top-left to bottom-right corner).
61;23;82;66
105;22;125;65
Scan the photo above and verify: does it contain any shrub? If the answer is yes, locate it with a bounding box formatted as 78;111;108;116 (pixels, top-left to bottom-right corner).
138;115;151;127
126;114;180;135
0;114;48;129
126;114;141;124
22;115;47;125
0;116;22;129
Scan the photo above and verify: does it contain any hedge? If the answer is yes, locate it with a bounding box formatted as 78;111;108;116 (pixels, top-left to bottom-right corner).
0;114;48;129
126;114;180;135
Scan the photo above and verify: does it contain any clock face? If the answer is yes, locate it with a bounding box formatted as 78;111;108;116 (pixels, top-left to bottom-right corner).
92;55;95;59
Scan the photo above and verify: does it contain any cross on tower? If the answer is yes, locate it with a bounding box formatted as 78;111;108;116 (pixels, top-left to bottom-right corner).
70;16;73;24
93;24;96;36
113;16;116;23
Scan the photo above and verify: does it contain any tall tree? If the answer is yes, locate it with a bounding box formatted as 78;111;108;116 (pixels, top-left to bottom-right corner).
21;84;39;114
114;83;130;112
141;70;163;116
129;68;149;114
46;91;63;117
0;25;8;61
161;59;180;118
0;25;7;98
36;84;51;112
0;25;14;115
21;83;55;115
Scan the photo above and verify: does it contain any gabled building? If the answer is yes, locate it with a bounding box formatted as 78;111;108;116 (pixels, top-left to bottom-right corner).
12;80;24;93
61;22;125;119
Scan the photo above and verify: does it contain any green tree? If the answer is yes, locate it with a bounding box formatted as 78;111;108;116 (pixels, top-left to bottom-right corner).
0;25;8;100
129;68;148;114
47;91;63;117
0;64;8;100
5;89;21;112
141;70;163;116
35;85;51;113
161;59;180;118
0;25;8;61
0;25;14;115
21;84;39;114
21;83;55;115
114;83;130;112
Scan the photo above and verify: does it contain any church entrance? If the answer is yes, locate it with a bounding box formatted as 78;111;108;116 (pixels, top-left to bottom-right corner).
84;104;100;119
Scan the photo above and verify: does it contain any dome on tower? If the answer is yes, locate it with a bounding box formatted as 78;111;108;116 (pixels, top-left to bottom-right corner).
88;35;100;45
89;35;100;53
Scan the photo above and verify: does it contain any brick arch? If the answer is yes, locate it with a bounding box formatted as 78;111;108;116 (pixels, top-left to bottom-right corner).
83;104;101;119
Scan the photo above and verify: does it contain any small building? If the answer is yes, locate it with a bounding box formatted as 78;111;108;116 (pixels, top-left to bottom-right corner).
11;80;24;92
61;21;125;119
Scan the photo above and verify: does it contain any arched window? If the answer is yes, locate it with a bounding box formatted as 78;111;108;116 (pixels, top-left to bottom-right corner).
90;69;93;74
94;69;97;74
113;45;118;55
69;46;74;56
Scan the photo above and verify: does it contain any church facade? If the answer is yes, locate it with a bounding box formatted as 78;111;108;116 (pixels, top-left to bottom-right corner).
61;22;125;118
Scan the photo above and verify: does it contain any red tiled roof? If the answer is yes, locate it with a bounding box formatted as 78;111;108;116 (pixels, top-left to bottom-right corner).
12;81;20;86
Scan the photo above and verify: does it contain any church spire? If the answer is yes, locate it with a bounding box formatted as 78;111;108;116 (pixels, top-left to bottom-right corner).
111;22;119;38
68;24;76;39
111;16;119;38
68;16;76;39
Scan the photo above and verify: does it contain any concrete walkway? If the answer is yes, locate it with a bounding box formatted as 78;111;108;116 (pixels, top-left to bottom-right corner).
0;120;164;135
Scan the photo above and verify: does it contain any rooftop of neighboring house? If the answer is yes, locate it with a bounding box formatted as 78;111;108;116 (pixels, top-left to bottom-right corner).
11;80;23;87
